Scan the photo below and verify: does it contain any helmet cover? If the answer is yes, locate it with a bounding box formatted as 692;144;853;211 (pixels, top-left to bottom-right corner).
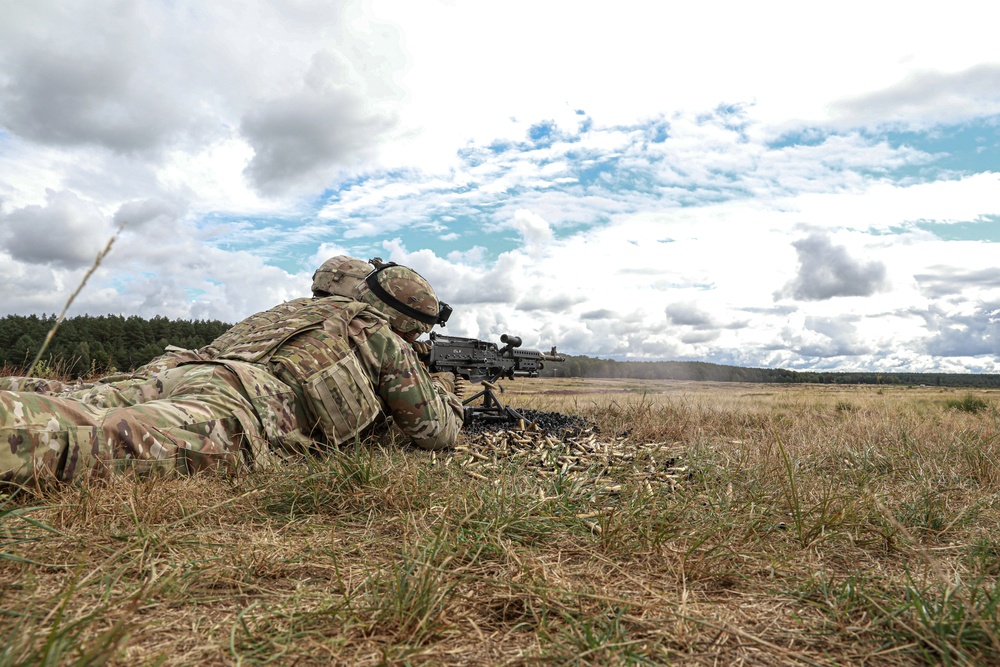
357;261;440;340
311;255;373;298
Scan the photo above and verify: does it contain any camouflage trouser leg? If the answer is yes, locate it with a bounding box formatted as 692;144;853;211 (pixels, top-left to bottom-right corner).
0;365;265;485
64;370;177;409
0;377;95;393
0;349;210;404
0;374;167;405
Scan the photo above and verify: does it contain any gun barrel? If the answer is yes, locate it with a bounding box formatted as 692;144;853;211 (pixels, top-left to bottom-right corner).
540;345;565;362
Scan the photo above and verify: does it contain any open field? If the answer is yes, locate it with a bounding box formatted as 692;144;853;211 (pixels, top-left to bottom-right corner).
3;377;1000;665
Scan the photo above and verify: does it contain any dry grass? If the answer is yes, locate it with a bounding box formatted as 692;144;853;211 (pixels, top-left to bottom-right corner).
3;377;1000;665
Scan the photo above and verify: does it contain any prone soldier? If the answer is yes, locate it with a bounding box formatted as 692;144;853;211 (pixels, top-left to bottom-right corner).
0;258;463;485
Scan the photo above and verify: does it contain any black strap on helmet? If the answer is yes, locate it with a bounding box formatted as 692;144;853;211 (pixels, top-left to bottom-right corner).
365;259;450;326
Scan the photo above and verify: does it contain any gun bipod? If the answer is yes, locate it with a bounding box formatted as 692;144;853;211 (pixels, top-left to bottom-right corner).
462;377;525;423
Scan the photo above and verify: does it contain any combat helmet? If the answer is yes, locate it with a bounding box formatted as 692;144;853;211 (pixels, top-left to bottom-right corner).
357;258;452;340
312;255;374;298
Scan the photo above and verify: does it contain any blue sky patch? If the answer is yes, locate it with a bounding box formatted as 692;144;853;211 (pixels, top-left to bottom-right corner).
648;122;669;143
916;216;1000;243
766;127;834;150
528;121;556;145
883;118;1000;176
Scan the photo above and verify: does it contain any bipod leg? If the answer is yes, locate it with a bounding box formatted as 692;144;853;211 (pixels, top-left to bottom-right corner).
463;380;524;423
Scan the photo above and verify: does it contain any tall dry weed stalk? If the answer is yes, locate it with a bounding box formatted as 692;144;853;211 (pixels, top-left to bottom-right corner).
26;222;126;377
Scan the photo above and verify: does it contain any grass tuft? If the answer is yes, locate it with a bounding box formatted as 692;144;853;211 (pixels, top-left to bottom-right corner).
944;394;991;414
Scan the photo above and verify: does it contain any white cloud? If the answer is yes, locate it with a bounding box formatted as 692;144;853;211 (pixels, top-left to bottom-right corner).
241;51;399;195
666;302;717;328
2;1;1000;373
509;209;554;257
779;232;889;301
832;65;1000;129
113;197;187;229
0;190;112;268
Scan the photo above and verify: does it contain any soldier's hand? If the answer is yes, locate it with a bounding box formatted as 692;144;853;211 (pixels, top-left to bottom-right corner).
411;340;432;358
429;371;456;395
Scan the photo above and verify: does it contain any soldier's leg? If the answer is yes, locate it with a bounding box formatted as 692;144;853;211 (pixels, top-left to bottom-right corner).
53;350;213;409
0;377;94;393
0;373;165;405
68;374;171;409
0;391;105;485
94;364;265;476
0;350;215;408
0;365;265;484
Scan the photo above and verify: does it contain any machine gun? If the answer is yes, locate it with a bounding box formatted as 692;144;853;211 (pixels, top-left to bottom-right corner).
424;332;565;423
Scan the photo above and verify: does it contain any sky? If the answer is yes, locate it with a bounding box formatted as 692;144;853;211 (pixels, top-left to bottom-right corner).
1;1;1000;373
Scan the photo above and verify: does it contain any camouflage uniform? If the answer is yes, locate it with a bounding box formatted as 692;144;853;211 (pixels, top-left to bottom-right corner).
0;376;85;394
0;297;463;485
0;347;211;397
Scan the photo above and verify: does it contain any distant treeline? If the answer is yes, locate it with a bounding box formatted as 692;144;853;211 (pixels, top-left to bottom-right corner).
3;314;999;387
0;314;232;375
544;354;1000;388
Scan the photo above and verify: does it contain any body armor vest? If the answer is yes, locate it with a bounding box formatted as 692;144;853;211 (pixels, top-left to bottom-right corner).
209;297;384;446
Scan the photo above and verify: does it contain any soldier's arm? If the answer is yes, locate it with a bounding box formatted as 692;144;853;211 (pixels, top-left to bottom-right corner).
367;328;464;450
